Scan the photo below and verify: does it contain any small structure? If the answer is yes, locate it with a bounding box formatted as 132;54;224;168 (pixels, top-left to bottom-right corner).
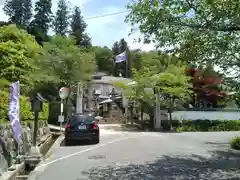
83;72;133;121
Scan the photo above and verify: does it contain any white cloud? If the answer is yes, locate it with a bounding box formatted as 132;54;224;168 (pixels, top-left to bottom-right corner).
0;5;8;22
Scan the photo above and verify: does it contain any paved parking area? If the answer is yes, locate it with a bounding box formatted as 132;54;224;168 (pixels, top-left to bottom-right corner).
28;126;240;180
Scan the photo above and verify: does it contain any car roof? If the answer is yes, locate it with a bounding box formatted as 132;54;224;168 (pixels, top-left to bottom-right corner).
72;113;93;119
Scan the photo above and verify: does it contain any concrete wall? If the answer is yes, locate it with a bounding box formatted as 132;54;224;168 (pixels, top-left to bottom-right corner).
171;111;240;120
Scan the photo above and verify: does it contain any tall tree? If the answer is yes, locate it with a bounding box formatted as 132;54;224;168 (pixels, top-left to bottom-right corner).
94;46;114;75
54;0;69;36
3;0;32;29
28;0;52;44
112;41;119;55
119;38;128;53
70;6;91;47
112;41;119;76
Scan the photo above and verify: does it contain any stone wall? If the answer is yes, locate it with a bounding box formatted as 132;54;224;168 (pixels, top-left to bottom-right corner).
0;121;50;176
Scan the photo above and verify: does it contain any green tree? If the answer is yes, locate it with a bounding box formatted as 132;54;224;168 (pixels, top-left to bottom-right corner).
112;41;119;76
93;46;114;75
0;25;40;90
126;1;240;74
37;35;96;86
112;41;119;55
119;38;128;53
129;50;142;71
28;0;52;44
54;0;69;36
35;36;96;118
70;6;91;47
115;53;191;130
152;65;192;129
3;0;32;29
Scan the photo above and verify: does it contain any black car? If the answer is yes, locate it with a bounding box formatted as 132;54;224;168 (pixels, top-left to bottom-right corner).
64;114;100;145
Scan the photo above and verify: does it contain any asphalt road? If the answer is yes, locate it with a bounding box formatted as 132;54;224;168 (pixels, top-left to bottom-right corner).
28;125;240;180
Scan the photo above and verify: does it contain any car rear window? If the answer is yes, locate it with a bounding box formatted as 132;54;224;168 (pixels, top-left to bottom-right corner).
70;115;94;124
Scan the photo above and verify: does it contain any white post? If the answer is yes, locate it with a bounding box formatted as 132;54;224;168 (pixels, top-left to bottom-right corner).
76;82;83;114
88;82;93;113
60;99;63;131
157;92;161;129
154;92;161;130
59;87;69;131
154;94;158;129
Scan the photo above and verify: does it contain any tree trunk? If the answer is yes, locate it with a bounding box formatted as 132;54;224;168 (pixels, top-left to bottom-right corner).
168;98;174;131
130;106;134;125
140;105;144;121
169;109;172;130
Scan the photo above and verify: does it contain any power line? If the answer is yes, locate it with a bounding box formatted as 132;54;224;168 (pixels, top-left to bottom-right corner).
82;10;147;49
84;10;129;20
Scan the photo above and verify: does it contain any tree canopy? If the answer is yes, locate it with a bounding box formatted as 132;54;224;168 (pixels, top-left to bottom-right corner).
1;0;239;127
36;36;96;86
126;0;240;76
0;24;40;85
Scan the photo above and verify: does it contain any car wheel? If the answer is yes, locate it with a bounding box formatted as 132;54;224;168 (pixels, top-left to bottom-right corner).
93;136;99;144
65;139;71;146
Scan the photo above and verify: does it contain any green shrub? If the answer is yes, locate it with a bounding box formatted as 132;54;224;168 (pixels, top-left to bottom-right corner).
48;101;61;125
230;136;240;150
0;90;48;122
177;119;240;132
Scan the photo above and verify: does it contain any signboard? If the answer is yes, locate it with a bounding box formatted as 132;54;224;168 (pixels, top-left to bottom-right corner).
58;115;64;122
59;87;70;99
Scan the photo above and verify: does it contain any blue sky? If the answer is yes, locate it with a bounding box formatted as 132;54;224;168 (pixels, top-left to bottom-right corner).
0;0;155;51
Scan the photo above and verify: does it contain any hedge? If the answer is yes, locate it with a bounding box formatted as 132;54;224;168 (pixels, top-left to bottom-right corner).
176;120;240;132
0;90;48;122
230;136;240;150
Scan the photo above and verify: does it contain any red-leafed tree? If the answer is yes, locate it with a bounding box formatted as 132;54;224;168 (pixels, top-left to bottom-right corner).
186;66;227;108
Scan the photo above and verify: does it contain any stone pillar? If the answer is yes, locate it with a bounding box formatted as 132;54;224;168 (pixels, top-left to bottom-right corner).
88;82;93;112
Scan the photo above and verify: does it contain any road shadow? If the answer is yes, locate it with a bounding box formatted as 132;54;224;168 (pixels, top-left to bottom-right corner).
81;150;240;180
60;139;98;147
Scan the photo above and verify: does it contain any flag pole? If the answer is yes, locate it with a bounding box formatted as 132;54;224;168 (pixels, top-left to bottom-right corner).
125;50;128;78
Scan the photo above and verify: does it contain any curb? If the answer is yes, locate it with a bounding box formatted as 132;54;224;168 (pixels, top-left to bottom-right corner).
44;134;64;160
27;134;64;180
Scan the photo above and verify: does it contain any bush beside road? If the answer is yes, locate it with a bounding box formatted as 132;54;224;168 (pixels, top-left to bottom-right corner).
0;90;48;122
176;120;240;132
231;136;240;150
